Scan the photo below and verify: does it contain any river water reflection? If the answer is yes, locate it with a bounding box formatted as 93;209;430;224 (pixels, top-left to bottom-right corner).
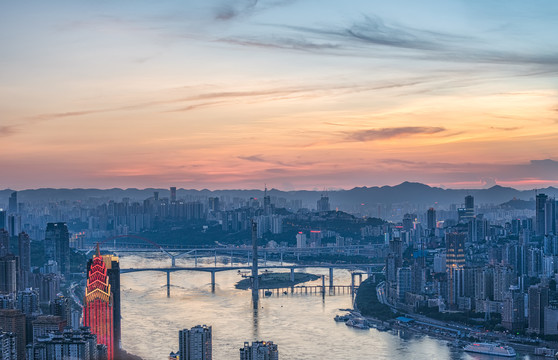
119;253;531;360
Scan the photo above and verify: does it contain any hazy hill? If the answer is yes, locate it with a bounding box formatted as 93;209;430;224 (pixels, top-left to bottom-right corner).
1;183;557;209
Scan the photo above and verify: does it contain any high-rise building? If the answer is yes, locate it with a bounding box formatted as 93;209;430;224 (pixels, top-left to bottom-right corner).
0;210;6;230
39;273;61;304
208;197;220;212
170;187;177;202
18;232;31;289
0;309;26;360
44;222;70;275
239;341;279;360
32;315;66;339
263;186;272;216
8;192;17;214
446;233;465;270
426;208;436;231
396;267;411;302
0;229;9;258
528;284;549;334
6;215;20;238
88;254;121;355
296;233;306;248
545;198;556;235
493;265;515;302
84;249;114;360
316;194;330;212
50;296;71;327
536;193;548;236
16;288;39;316
27;327;103;360
0;255;18;294
0;331;17;360
179;325;212;360
502;286;525;332
464;195;475;221
446;232;465;307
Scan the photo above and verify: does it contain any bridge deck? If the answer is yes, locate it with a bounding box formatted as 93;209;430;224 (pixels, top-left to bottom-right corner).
121;264;383;273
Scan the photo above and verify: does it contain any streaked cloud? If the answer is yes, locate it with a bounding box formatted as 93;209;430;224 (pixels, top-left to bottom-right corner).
345;127;446;142
0;126;17;137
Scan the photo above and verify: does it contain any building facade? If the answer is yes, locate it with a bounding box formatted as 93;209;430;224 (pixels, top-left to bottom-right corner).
178;325;212;360
84;251;114;360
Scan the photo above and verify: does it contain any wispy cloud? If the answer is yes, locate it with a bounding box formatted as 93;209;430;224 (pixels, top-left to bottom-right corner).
220;15;558;73
345;126;446;142
0;125;17;137
489;126;521;131
213;0;298;21
214;0;258;21
238;155;267;163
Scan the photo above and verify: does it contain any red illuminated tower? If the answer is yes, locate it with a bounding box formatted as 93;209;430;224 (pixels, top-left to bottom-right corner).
84;246;114;359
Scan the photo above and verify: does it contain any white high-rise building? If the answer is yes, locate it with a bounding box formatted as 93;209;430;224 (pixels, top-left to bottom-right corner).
296;233;306;248
179;325;212;360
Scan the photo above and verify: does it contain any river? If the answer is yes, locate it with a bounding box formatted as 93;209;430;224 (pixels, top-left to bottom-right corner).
119;253;533;360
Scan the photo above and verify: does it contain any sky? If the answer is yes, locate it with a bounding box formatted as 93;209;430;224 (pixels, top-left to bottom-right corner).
1;0;558;190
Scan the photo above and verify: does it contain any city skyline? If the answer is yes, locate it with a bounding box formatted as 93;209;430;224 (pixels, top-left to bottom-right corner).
1;0;558;190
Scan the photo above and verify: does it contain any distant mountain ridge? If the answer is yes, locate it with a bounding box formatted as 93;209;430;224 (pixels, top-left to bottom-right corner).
1;182;557;209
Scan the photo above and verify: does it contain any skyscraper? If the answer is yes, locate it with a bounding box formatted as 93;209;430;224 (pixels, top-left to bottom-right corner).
0;229;9;257
84;249;114;360
536;193;548;236
446;232;465;307
464;195;475;221
0;210;6;230
179;325;212;360
316;194;330;212
544;198;556;235
239;341;279;360
528;284;548;334
170;187;177;202
88;254;121;356
0;255;18;294
44;222;70;275
502;286;525;332
8;192;17;214
18;232;31;290
426;208;436;231
263;187;272;216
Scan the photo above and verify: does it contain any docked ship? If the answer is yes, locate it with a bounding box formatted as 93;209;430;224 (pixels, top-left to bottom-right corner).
463;343;516;357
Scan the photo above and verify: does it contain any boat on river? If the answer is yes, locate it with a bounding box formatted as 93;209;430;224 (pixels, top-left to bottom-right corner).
463;343;516;357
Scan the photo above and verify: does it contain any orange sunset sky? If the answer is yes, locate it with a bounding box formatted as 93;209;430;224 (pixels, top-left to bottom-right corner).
1;0;557;190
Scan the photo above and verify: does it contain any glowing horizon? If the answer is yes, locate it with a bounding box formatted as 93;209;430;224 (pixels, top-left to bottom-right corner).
1;1;557;191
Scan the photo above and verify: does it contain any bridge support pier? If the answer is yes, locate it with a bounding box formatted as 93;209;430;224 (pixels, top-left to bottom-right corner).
171;256;176;268
214;250;217;267
351;273;355;296
329;267;334;290
264;251;267;266
195;251;198;267
230;251;233;266
321;275;325;298
367;267;372;279
211;271;216;293
290;268;295;283
167;271;171;298
280;251;283;266
359;273;362;285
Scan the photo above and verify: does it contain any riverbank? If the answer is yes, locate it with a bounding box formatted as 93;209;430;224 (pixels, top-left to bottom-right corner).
235;272;320;290
354;278;395;321
119;349;144;360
